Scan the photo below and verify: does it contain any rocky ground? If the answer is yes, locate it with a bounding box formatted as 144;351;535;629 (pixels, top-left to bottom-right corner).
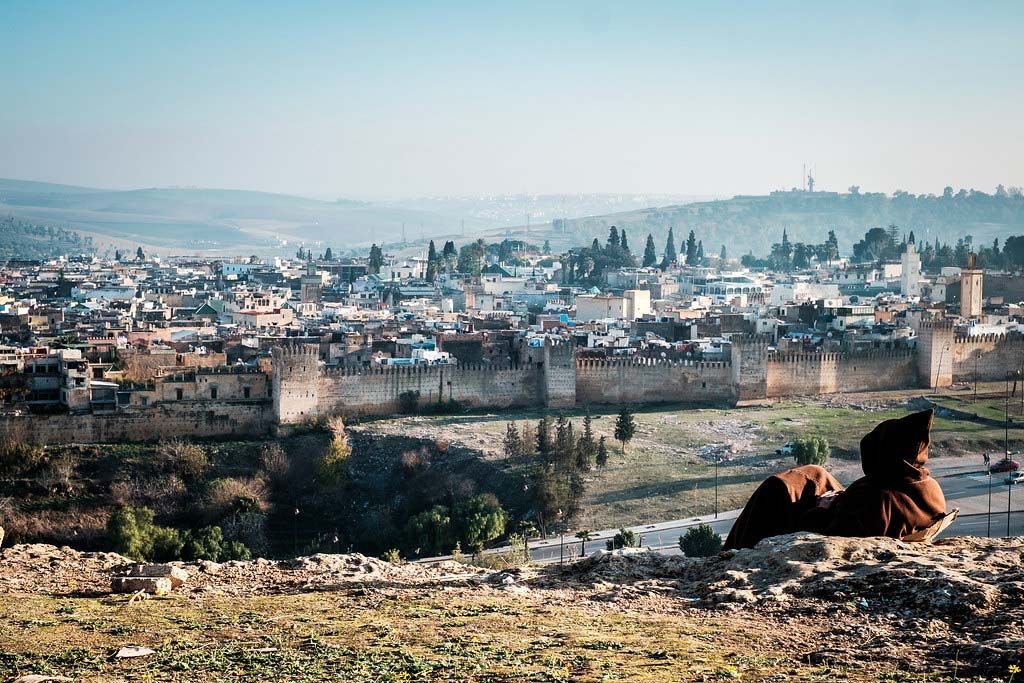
2;533;1022;681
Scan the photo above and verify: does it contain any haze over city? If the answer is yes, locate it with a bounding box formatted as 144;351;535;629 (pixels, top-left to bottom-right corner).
2;0;1022;198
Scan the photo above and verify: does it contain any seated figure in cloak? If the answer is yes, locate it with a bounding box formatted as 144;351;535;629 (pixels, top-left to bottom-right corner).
724;408;948;550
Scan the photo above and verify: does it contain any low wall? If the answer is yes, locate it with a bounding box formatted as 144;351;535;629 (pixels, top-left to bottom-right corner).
575;357;736;406
1;401;273;444
766;350;917;397
317;363;542;418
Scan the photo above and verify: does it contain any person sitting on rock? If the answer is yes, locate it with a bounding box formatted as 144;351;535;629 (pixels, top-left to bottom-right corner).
724;408;947;550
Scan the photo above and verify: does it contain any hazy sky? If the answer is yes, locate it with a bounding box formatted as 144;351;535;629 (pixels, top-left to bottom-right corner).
1;1;1022;199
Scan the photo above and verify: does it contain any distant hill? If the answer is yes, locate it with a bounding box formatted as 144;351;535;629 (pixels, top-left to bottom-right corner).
0;179;492;256
518;189;1024;257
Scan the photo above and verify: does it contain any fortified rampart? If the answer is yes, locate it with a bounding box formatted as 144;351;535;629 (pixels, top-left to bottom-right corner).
952;331;1024;382
576;357;734;406
765;349;917;397
0;402;272;444
10;327;1024;444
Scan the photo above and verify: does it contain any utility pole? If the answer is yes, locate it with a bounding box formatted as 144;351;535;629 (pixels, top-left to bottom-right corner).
714;454;719;518
988;467;993;537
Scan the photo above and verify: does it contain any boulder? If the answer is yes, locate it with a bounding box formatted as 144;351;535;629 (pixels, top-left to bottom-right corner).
111;576;172;595
124;563;189;588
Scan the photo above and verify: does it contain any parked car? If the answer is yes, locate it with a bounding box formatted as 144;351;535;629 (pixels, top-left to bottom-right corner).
990;458;1021;474
1005;471;1024;486
776;442;795;456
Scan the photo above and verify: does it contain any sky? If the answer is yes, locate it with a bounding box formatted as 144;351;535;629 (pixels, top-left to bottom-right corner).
1;1;1022;199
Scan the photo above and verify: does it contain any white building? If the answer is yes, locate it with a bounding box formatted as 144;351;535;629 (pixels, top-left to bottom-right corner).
900;242;922;297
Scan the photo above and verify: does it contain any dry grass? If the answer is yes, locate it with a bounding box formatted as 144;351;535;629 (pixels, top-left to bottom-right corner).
0;588;944;682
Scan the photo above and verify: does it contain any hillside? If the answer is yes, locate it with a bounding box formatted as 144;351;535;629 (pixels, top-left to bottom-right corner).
1;533;1021;680
0;179;492;256
498;188;1024;258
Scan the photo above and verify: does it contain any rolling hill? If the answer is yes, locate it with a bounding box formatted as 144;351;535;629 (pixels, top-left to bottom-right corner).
0;179;492;256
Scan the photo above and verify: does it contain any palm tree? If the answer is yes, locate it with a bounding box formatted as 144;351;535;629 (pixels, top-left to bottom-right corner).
575;529;592;558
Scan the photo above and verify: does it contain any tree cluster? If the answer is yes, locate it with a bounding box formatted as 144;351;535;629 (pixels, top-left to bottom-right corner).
562;226;637;284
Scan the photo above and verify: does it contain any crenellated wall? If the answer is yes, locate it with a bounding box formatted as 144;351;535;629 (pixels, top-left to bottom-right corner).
576;356;735;406
316;362;541;418
0;402;272;444
952;331;1024;382
20;325;1024;445
766;349;917;397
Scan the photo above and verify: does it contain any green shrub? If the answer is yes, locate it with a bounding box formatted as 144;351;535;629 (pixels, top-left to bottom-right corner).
404;505;453;557
453;494;507;554
107;506;249;562
381;548;403;564
679;524;722;557
793;436;830;466
106;507;182;561
605;528;639;551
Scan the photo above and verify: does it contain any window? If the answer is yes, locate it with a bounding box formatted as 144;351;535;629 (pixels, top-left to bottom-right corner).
175;388;183;400
211;387;218;399
243;387;251;399
141;396;148;406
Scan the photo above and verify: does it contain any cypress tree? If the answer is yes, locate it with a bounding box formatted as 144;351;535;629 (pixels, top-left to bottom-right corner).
643;234;658;267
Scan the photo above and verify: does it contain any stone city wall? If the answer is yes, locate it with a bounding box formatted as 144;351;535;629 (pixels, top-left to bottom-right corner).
766;349;917;397
952;332;1024;382
1;401;272;444
575;357;735;406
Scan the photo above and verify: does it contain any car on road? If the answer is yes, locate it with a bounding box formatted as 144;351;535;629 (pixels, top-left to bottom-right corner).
1005;471;1024;486
776;442;795;456
990;458;1020;474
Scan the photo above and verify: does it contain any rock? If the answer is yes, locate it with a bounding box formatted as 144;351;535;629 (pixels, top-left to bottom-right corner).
114;645;155;658
197;559;223;574
124;563;189;588
13;676;73;683
0;525;5;549
111;576;172;595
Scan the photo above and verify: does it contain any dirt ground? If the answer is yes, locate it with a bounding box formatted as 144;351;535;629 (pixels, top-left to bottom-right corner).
1;533;1022;682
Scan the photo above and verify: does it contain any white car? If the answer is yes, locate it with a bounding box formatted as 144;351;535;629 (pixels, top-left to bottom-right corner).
776;442;795;456
1005;471;1024;486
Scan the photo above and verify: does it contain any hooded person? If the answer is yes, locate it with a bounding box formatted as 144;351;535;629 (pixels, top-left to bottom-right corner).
723;409;947;550
723;464;843;550
823;408;947;538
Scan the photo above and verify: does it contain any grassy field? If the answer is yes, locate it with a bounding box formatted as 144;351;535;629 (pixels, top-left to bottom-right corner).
0;588;951;682
369;395;1024;532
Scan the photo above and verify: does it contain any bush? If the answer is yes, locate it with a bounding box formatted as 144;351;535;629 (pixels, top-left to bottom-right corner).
201;477;269;523
259;442;290;483
181;525;251;562
605;528;639;551
404;505;453;557
679;524;722;557
0;435;45;477
156;439;209;481
106;506;250;562
106;507;182;561
381;548;403;564
793;436;830;466
453;494;507;554
316;435;352;486
398;390;420;414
